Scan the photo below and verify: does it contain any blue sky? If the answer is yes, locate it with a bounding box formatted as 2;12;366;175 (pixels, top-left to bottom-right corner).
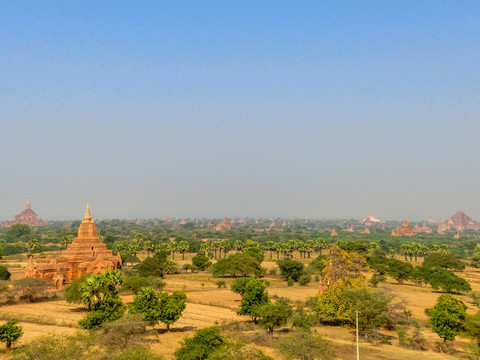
1;1;480;220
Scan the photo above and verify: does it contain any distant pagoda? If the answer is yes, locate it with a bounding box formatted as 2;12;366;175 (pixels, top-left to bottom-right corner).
391;218;416;237
215;216;232;231
1;200;48;227
25;205;122;288
437;210;480;232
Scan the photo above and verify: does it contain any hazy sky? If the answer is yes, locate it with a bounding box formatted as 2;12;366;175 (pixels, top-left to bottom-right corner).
1;1;480;221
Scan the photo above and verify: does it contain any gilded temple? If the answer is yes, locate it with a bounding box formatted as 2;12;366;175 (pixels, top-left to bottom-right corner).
25;205;122;288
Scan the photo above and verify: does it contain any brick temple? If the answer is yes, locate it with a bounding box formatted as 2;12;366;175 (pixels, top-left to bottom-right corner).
25;205;122;288
1;200;48;227
391;218;416;237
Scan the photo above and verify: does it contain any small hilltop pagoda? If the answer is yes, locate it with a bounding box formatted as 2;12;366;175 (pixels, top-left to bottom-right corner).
25;205;122;288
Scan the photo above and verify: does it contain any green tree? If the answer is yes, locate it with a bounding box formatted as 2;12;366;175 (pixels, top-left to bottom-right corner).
427;294;467;342
238;277;269;323
134;251;169;277
130;286;162;326
191;252;212;271
258;298;292;334
423;252;465;271
230;277;253;296
212;252;263;277
0;319;23;349
64;274;93;307
143;240;154;258
178;241;190;260
5;224;31;243
175;327;224;360
120;276;152;294
386;258;413;283
159;291;187;330
427;268;471;293
277;258;305;282
464;311;480;346
27;238;39;255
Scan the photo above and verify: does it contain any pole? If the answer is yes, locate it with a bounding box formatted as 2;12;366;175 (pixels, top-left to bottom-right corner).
356;309;359;360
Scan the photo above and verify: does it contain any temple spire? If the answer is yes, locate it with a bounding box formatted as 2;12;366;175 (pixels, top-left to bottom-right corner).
26;199;31;209
84;204;92;221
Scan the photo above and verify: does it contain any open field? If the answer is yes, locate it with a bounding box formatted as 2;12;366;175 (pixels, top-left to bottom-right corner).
0;253;479;359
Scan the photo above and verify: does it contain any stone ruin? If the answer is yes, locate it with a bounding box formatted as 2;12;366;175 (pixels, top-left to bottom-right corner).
25;205;122;288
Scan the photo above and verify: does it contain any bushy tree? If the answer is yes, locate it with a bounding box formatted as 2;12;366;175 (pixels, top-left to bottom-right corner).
423;252;465;271
175;327;224;360
258;298;292;334
212;253;263;277
464;311;480;346
230;277;253;296
208;341;273;360
0;319;23;349
120;276;152;294
291;306;317;332
158;291;187;330
64;274;92;307
386;258;413;283
427;294;467;342
191;252;212;271
5;224;30;243
277;258;305;282
427;268;471;293
238;277;269;323
341;287;391;338
307;254;326;274
134;251;169;277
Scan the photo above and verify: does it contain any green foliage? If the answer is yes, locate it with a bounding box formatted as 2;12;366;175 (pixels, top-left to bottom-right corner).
134;251;169;277
130;287;187;330
341;287;391;338
275;331;336;360
307;254;326;274
191;252;212;271
0;246;4;259
78;296;126;330
159;291;187;330
0;265;11;281
120;276;152;294
291;306;317;332
277;258;305;282
427;294;467;342
298;275;311;286
464;311;480;346
423;252;465;271
238;277;270;323
164;259;180;274
5;224;31;242
216;280;226;288
287;278;294;287
64;274;92;306
366;249;389;275
231;277;253;296
369;274;386;287
471;253;480;268
258;298;292;334
175;327;224;360
386;258;413;283
102;347;164;360
130;287;162;326
212;253;263;277
0;319;23;349
427;268;471;293
396;320;426;350
78;270;126;329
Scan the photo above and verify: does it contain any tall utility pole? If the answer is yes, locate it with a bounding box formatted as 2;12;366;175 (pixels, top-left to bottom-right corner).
355;309;360;360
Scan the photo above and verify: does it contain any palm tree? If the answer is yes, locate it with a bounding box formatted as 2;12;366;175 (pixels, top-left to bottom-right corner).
401;244;411;261
178;241;189;260
81;276;104;310
305;240;315;259
221;239;230;258
60;235;72;249
233;240;245;253
297;241;307;259
316;238;327;255
265;241;276;259
211;240;221;259
133;233;144;247
170;241;178;260
288;240;298;258
144;240;154;258
27;238;39;255
410;242;421;262
200;243;210;256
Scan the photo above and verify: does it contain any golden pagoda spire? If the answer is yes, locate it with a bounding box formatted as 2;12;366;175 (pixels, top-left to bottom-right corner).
26;199;31;209
84;204;92;221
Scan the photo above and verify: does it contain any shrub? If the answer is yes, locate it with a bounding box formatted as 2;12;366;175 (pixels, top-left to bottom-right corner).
268;268;278;276
308;255;327;274
208;340;273;360
369;274;386;287
275;331;336;360
120;276;152;294
0;319;23;349
191;252;212;271
0;265;11;281
216;280;226;288
78;296;126;330
291;306;317;331
134;252;169;277
175;327;224;360
298;275;311;286
287;279;294;287
98;314;148;350
13;278;51;302
102;347;164;360
277;258;305;282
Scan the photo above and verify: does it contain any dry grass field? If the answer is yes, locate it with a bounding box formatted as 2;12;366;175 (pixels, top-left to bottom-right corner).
0;252;479;359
